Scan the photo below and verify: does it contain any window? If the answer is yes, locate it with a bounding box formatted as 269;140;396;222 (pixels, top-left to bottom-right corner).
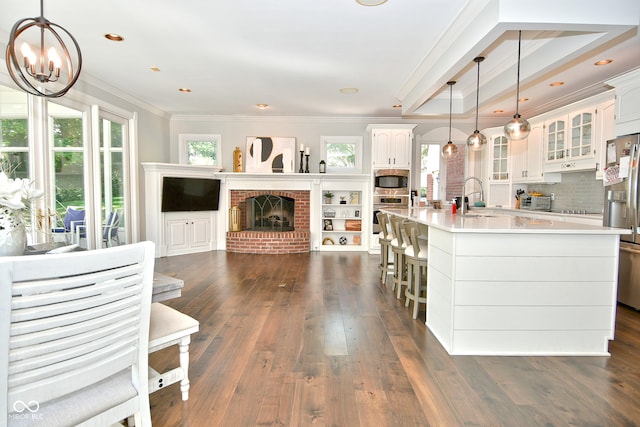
320;136;362;173
179;134;221;166
0;87;29;179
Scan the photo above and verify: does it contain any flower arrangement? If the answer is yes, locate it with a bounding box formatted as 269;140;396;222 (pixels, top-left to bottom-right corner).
0;171;43;211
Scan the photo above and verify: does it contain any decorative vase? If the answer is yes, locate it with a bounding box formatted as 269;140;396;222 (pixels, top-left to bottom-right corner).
0;207;27;256
233;146;243;172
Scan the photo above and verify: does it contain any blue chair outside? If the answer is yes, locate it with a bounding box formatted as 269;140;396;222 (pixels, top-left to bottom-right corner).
51;207;86;244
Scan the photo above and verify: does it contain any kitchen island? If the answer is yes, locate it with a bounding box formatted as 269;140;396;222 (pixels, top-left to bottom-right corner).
382;207;629;356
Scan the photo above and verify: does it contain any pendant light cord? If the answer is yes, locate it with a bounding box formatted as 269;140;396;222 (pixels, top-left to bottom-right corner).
515;30;522;117
448;82;453;141
474;57;483;131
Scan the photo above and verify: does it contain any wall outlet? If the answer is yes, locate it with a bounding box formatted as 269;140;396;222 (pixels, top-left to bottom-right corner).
551;193;555;201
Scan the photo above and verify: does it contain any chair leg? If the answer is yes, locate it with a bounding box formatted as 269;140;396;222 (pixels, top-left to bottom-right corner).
412;263;421;319
179;336;192;401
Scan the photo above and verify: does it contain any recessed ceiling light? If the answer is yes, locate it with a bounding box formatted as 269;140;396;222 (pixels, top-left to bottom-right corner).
178;88;191;93
493;109;504;113
595;59;613;66
355;0;388;5
392;104;402;109
150;67;160;72
104;33;124;42
549;81;564;87
340;87;359;94
518;98;529;103
256;104;269;109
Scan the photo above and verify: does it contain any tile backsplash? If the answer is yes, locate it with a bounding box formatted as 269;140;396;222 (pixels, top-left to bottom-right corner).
528;171;604;214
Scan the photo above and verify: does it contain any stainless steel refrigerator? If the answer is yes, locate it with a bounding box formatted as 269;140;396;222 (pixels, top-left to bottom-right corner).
603;133;640;310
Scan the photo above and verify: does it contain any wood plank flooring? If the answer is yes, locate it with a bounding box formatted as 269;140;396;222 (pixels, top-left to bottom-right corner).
149;251;640;426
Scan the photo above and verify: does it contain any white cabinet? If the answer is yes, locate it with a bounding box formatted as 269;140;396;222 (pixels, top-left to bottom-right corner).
512;122;558;183
320;185;364;251
165;212;213;256
543;107;598;173
607;68;640;136
595;98;616;179
368;125;416;168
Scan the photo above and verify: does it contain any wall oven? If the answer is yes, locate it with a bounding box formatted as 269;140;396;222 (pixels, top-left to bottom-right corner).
372;169;410;235
374;168;409;195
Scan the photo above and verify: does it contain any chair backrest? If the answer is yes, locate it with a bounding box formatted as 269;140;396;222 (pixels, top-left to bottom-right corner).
376;212;392;240
403;221;419;255
0;241;155;426
62;207;85;232
103;210;120;241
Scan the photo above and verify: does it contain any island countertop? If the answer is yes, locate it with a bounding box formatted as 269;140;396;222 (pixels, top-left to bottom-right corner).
381;207;629;235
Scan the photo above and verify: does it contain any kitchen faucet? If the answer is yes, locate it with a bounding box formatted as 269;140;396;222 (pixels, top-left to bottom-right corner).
460;177;485;215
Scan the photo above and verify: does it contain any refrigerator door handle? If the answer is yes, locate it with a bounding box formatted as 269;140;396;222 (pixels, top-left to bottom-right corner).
629;143;639;242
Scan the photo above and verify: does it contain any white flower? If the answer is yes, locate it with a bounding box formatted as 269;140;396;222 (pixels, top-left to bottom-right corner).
0;172;44;210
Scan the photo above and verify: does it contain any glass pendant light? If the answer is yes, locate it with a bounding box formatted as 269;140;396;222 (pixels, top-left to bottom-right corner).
467;57;487;151
442;81;458;158
504;30;530;140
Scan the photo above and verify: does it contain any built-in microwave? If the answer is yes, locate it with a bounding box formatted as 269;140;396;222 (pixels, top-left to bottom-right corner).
374;169;409;195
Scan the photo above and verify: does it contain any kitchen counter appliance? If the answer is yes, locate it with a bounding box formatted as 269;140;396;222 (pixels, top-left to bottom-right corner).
603;133;640;310
520;195;551;211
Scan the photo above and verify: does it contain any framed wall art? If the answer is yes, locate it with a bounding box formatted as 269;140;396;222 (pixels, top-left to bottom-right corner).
245;136;296;173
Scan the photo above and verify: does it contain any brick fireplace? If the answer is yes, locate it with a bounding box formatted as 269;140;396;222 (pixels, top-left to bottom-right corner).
226;190;310;254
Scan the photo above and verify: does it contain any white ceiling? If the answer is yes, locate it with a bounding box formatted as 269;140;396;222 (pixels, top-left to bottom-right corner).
0;0;639;127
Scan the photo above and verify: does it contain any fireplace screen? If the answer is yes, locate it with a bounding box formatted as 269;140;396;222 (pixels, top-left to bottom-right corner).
246;195;295;231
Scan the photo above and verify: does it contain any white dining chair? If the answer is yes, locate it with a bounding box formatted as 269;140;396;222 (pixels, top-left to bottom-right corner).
0;241;155;427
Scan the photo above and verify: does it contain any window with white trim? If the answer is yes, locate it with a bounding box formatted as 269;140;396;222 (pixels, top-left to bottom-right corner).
320;136;362;174
179;134;221;166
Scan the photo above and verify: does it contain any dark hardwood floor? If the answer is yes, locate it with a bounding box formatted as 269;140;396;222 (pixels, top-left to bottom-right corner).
149;250;640;427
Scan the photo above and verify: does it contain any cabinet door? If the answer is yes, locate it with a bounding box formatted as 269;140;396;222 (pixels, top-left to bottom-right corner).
595;99;616;179
489;134;509;182
390;130;412;167
166;218;190;252
525;123;544;181
190;217;211;249
569;108;594;159
545;116;566;162
510;135;528;183
372;130;392;167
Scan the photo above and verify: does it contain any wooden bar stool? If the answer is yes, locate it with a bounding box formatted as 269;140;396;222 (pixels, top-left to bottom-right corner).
376;211;394;285
148;302;200;401
403;221;428;319
390;216;409;300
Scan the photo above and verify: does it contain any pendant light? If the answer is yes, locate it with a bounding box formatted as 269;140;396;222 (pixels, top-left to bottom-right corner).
442;81;458;158
5;0;82;98
467;57;487;151
504;30;530;140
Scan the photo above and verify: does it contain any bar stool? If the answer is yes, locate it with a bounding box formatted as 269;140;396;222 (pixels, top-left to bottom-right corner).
376;211;394;285
390;216;409;300
403;221;428;319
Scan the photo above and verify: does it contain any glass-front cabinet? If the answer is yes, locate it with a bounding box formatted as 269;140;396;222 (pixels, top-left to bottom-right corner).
569;110;593;159
490;134;509;182
546;116;566;162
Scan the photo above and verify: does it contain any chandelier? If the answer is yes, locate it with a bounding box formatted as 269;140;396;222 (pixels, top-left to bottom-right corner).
5;0;82;98
442;81;458;158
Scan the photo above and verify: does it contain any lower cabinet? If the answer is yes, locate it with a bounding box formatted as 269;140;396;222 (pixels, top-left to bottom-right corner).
165;212;214;256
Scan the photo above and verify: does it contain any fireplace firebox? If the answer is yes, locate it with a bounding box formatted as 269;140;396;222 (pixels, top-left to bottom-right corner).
246;194;295;231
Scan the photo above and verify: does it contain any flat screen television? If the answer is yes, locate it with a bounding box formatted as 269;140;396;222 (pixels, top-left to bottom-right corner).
161;176;221;212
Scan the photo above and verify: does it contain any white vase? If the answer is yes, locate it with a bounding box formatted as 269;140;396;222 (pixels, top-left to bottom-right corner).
0;207;27;256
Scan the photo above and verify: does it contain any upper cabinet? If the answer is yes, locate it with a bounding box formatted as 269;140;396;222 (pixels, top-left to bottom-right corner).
543;92;615;174
607;68;640;137
512;122;559;183
595;99;616;179
368;124;416;168
487;130;509;182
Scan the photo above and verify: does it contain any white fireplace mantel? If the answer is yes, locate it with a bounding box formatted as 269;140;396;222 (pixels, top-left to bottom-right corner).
142;163;371;256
